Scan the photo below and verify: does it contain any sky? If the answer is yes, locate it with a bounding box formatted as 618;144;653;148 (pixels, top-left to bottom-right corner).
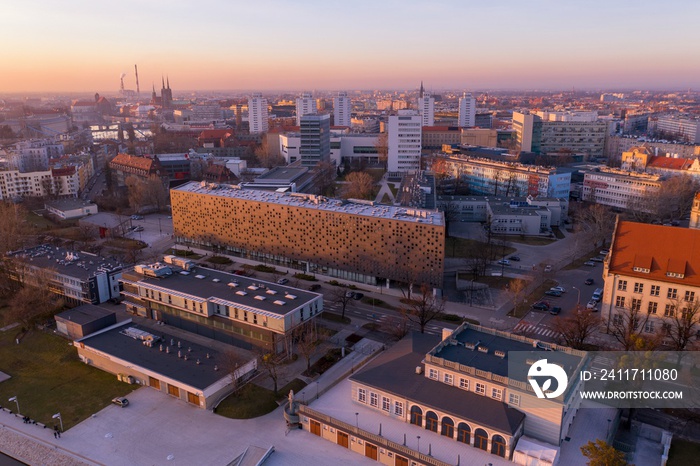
1;0;699;93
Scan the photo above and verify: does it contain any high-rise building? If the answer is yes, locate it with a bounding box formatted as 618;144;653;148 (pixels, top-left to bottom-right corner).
388;110;422;172
417;92;435;127
248;93;269;134
333;91;351;127
513;111;606;158
300;113;331;167
458;92;476;128
295;92;315;126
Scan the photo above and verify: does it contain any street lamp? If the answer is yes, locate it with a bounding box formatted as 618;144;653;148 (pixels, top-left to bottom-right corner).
355;412;359;429
572;286;581;312
52;412;63;432
8;396;19;415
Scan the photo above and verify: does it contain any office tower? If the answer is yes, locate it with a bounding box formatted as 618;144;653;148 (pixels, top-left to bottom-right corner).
458;92;476;128
388;110;422;172
300;113;331;167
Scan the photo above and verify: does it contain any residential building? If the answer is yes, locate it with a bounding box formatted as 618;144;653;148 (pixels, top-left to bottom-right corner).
581;168;660;211
108;153;164;188
513;111;607;158
301;323;586;464
602;220;700;337
433;154;572;198
458;92;476;128
605;135;699;163
621;146;700;178
388;110;422;172
9;139;64;172
171;182;444;288
655;116;700;144
418;92;435;127
299;114;331;167
0;166;79;200
248;93;269;134
333;92;351;127
296;92;316;126
8;244;123;305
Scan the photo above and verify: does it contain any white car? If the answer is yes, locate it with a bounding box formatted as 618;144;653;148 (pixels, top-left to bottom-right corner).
550;286;566;293
586;300;599;311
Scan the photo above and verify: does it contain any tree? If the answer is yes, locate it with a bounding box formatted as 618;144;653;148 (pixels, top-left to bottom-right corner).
580;439;631;466
401;284;445;333
294;321;319;374
254;138;284;168
257;351;282;396
437;199;460;238
3;268;63;329
0;125;15;139
607;302;661;351
553;310;601;350
380;312;412;341
342;171;374;200
374;132;388;168
663;298;700;351
331;287;354;320
314;161;337;197
219;349;248;394
575;204;616;248
125;174;169;212
508;279;528;316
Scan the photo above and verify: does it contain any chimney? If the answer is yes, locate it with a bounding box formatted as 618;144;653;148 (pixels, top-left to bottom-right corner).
441;328;453;341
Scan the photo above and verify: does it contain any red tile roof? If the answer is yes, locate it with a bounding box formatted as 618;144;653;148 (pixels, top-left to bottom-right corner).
646;156;693;171
110;153;158;171
422;126;457;132
609;220;700;287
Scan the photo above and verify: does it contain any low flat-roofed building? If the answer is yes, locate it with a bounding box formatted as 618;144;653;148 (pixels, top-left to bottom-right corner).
75;320;256;409
78;212;131;238
45;198;98;220
120;261;323;354
55;304;117;339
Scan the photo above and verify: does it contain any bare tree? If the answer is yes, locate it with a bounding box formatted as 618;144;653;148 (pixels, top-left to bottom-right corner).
575;204;616;248
552;310;601;350
607;302;661;351
294;321;319;374
508;279;528;316
257;351;282;397
380;312;412;341
331;287;354;320
663;298;700;351
374;132;388;168
4;270;63;329
402;284;445;333
342;171;374;200
437;199;460;238
314;161;337;197
218;349;248;394
254;138;284;168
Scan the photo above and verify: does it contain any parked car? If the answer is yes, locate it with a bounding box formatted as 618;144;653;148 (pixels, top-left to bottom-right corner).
134;226;144;232
550;286;566;293
590;257;604;262
131;215;144;220
277;278;289;285
545;289;562;297
544;265;552;272
586;300;599;311
583;261;596;266
352;292;364;300
497;259;510;266
111;397;129;408
549;306;562;315
509;255;521;261
584;278;594;285
600;249;609;255
531;301;550;311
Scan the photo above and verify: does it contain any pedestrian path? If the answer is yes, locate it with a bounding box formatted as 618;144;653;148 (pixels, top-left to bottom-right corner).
513;322;562;339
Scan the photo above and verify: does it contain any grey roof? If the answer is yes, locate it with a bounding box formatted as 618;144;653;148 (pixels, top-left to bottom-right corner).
78;212;128;228
350;333;526;435
80;323;231;390
55;304;115;325
130;265;319;317
9;244;123;280
254;166;308;183
45;198;95;211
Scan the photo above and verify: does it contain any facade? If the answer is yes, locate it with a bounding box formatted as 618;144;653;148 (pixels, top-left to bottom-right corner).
10;139;64;172
299;114;331;167
690;193;700;230
248;93;269;134
417;93;435;127
280;133;380;167
434;154;571;199
458;93;476;128
55;304;117;340
460;128;502;148
45;198;98;220
514;111;607;158
108;153;164;188
388;110;422;173
602;220;700;337
581;168;660;211
8;245;123;305
171;182;444;288
422;126;461;150
0;167;79;200
295;92;316;126
121;257;322;353
655;116;700;144
333;92;351;127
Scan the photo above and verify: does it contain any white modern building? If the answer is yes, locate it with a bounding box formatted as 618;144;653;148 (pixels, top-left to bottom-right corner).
655;116;700;143
0;167;80;200
418;92;435;127
333;91;351;127
513;111;607;158
388;110;422;172
279;133;380;166
581;168;660;211
458;92;476;128
296;92;316;126
248;93;269;134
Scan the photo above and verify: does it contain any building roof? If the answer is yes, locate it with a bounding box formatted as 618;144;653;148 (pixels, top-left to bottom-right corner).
609;220;700;287
55;304;115;325
350;333;526;435
45;198;95;211
9;244;123;280
79;212;127;229
110;153;159;172
646;156;694;171
174;181;444;226
79;322;233;391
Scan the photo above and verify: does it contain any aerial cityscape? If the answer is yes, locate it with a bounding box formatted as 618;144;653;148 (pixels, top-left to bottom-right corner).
1;2;700;466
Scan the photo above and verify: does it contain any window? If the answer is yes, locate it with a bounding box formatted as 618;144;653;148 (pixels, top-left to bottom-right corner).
615;296;626;308
382;396;390;412
664;304;676;317
651;285;660;297
459;378;469;390
618;280;627;291
370;392;378;407
508;393;521;406
644;321;655;333
634;283;644;293
394;401;404;417
668;288;678;299
491;388;502;400
443;373;453;385
428;368;438;380
648;301;658;314
475;383;485;395
686;291;695;302
358;388;366;403
631;298;641;311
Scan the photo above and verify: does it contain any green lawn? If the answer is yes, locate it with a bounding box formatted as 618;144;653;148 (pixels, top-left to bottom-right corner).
0;329;138;430
215;378;307;419
668;439;700;466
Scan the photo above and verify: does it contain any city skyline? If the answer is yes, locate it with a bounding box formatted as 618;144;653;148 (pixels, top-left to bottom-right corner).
1;1;700;93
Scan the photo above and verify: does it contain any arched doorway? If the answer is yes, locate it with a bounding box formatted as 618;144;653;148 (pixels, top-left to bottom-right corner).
425;411;438;432
457;423;471;444
441;417;454;438
410;406;423;427
491;434;507;457
474;428;489;451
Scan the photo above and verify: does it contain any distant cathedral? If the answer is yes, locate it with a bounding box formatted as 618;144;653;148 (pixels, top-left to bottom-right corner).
150;76;173;109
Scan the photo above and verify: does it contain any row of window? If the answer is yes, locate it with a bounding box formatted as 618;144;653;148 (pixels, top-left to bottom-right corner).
426;368;520;405
357;388;404;417
618;281;694;301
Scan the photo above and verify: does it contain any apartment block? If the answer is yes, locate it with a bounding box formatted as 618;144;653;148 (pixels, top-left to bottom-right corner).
171;182;444;288
655;116;700;143
418;93;435;127
513;111;607;158
581;168;660;211
248;93;269;134
458;92;476;128
296;92;316;126
388;110;422;173
333;92;351;127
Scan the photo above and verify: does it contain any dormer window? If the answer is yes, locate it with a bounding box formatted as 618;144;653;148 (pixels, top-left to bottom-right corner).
667;272;685;279
633;267;650;273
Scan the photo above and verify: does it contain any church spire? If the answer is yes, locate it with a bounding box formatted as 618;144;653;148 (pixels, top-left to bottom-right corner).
419;81;424;98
